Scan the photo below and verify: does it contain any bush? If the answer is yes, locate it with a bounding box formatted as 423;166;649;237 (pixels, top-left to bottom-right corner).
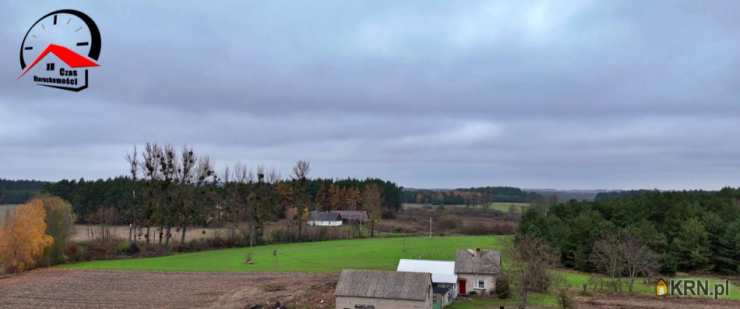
460;222;516;235
557;289;576;309
82;240;118;260
495;275;511;299
437;215;462;231
137;243;170;257
127;242;140;255
65;243;84;262
37;196;76;266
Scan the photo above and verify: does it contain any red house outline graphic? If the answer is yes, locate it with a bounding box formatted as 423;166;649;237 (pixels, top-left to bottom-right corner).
18;44;99;78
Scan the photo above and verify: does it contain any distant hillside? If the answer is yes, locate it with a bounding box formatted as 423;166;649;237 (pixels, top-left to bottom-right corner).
402;186;542;205
0;179;49;204
525;189;607;202
593;189;657;201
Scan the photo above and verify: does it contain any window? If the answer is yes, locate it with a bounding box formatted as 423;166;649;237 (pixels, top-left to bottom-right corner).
477;280;485;289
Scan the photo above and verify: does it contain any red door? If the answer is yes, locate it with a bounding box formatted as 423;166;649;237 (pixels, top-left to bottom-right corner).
458;279;467;296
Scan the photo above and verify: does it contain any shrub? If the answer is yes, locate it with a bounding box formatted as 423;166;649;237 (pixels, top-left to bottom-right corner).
127;242;141;255
37;196;75;266
495;275;511;299
460;222;516;235
65;243;84;262
557;288;576;309
437;215;462;231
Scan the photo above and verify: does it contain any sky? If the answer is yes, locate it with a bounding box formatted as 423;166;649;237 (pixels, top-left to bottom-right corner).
2;1;740;190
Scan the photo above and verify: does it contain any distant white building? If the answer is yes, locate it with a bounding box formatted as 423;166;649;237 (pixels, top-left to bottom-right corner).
307;211;342;226
397;259;457;307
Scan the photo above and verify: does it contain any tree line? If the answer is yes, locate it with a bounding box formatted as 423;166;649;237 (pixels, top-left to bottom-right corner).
0;179;48;204
402;186;543;205
519;188;740;275
43;143;403;246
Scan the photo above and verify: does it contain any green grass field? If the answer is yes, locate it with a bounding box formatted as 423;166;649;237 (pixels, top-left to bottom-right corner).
66;235;509;272
64;234;738;307
487;202;530;213
402;202;530;213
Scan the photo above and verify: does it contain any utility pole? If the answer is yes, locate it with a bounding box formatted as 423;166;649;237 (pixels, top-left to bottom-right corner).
429;216;432;238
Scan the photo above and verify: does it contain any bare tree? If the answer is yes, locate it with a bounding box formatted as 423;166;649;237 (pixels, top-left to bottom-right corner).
291;160;310;240
126;147;139;243
591;231;657;293
621;235;658;292
510;234;558;309
174;149;216;244
591;232;625;292
141;143;163;244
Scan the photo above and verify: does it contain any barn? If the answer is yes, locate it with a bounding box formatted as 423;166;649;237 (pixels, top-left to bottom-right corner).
335;269;433;309
307;211;343;226
334;210;368;224
307;210;369;226
396;259;457;308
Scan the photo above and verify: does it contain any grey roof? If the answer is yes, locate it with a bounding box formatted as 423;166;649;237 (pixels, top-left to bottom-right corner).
335;210;369;221
335;269;431;301
433;285;452;295
308;211;341;221
454;249;501;275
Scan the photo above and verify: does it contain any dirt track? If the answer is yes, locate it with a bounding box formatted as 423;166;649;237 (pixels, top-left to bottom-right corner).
576;295;740;309
0;269;337;309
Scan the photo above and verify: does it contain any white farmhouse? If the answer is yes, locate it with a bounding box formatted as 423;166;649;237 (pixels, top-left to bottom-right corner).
454;248;501;296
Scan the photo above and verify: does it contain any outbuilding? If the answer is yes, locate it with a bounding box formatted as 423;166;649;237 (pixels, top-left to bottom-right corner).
335;269;433;309
334;210;369;224
307;211;343;226
397;259;457;308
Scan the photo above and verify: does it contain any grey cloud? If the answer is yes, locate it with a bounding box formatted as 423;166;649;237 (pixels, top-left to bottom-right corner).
2;1;740;189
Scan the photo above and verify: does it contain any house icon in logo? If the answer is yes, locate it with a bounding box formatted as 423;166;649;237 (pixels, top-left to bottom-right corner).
656;278;668;296
18;44;99;91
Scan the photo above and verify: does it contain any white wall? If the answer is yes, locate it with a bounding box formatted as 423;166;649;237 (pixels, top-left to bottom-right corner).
307;220;343;226
458;274;496;296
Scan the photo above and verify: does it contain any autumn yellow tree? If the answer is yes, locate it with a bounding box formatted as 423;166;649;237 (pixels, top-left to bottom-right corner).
0;200;54;273
362;184;383;237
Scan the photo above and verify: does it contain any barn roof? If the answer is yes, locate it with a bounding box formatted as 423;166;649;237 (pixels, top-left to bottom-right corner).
308;211;341;221
454;249;501;275
397;259;457;284
335;269;431;301
335;210;368;221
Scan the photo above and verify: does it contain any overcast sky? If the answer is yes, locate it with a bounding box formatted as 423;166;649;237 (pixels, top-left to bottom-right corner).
2;1;740;190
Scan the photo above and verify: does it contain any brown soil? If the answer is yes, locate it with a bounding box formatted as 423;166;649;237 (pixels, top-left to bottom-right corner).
575;294;740;309
0;269;337;309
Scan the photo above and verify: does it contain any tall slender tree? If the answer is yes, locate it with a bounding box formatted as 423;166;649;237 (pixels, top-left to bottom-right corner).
291;160;310;240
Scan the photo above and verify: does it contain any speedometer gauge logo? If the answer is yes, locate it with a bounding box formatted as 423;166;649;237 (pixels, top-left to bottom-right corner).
18;9;101;92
